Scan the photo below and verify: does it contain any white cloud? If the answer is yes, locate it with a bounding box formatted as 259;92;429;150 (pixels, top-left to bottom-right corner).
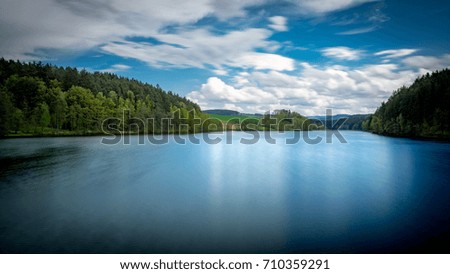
188;77;276;109
222;104;244;112
233;52;295;71
337;26;378;35
213;69;228;76
0;0;381;63
296;0;378;14
0;0;267;60
99;64;131;73
321;47;364;60
375;49;418;58
208;0;266;20
187;62;424;116
402;54;450;70
268;16;288;32
101;28;294;71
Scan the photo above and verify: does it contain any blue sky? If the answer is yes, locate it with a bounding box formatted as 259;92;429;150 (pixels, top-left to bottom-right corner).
1;0;449;115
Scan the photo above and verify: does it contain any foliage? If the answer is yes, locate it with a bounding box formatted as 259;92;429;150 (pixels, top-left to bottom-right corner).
0;59;203;136
337;114;370;130
365;69;450;139
262;109;312;131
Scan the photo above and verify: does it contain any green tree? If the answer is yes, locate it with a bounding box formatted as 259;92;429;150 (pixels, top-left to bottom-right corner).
11;108;25;134
0;87;13;135
31;102;51;133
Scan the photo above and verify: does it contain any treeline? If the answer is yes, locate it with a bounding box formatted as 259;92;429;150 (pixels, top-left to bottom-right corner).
363;69;450;139
310;114;369;130
261;109;314;131
0;59;207;136
337;114;369;130
203;109;241;116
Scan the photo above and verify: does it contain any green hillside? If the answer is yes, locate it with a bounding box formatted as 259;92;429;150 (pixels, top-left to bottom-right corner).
0;59;205;136
364;69;450;139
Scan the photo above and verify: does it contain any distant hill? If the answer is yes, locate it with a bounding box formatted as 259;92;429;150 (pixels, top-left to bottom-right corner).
364;69;450;139
309;114;370;130
204;109;263;117
308;114;351;120
204;109;240;116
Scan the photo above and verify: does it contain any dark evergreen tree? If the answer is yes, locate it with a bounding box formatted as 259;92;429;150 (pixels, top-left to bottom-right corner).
367;69;450;139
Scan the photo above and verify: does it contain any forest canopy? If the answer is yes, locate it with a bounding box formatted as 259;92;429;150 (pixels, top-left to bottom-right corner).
363;69;450;139
0;59;209;136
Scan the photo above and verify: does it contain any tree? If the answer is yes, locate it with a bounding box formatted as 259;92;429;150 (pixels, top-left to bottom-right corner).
0;87;13;135
31;102;51;133
369;69;450;138
11;108;25;134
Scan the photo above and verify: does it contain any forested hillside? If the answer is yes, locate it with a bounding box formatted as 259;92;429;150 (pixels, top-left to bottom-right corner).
0;59;206;136
261;109;313;131
310;114;370;130
363;69;450;139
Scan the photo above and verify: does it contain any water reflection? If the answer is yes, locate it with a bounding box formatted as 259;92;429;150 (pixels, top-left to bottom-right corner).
0;132;450;253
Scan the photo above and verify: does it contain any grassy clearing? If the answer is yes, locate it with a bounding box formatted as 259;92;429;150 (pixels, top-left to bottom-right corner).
206;114;259;124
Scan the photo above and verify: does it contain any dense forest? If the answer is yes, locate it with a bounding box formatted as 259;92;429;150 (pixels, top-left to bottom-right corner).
0;59;217;136
363;69;450;139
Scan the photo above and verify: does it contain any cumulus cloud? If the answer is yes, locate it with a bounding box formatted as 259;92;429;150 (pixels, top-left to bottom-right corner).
187;62;424;116
187;77;276;107
321;47;365;60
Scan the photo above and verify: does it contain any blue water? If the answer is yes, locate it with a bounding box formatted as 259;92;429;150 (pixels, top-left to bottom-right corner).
0;131;449;253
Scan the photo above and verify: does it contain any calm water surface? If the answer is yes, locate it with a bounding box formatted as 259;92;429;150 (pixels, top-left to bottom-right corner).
0;131;449;253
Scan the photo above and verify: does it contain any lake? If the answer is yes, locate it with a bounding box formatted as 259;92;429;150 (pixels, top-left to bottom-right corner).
0;131;449;253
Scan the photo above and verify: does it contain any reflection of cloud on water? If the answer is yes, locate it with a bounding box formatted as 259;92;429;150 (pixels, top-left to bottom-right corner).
205;132;289;252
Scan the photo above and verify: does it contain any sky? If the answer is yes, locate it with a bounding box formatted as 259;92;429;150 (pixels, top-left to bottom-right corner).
1;0;449;115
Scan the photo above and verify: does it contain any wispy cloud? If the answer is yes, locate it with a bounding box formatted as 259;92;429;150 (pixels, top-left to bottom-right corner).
268;16;288;32
99;64;131;73
333;2;388;36
402;54;450;70
337;26;378;35
375;49;418;59
321;47;365;60
0;0;263;60
295;0;379;14
101;28;294;71
213;69;228;76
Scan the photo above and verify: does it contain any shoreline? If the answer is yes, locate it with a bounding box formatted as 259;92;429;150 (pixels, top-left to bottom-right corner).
368;131;450;143
0;128;327;139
